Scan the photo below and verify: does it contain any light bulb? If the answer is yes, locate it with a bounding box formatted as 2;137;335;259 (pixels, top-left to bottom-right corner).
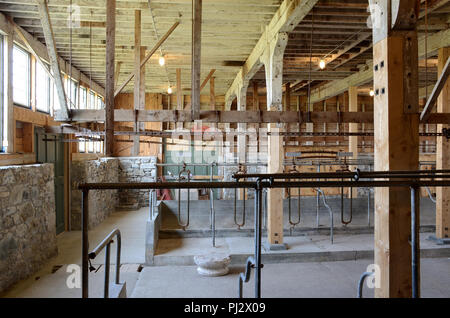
159;56;166;66
167;86;173;94
369;89;375;97
319;59;326;70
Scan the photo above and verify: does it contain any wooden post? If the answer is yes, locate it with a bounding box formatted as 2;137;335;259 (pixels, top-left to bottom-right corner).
253;81;259;111
114;61;122;90
372;1;420;297
104;0;115;156
5;33;14;153
436;47;450;241
348;86;358;197
263;32;288;249
210;76;215;110
132;10;142;156
176;68;183;130
191;0;202;120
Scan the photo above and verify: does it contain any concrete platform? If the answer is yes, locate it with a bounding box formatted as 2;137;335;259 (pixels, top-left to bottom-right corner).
130;258;450;298
153;233;450;266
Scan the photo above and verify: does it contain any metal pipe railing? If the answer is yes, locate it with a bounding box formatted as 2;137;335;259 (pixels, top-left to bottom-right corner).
79;170;450;299
315;188;334;244
88;229;122;298
357;272;374;298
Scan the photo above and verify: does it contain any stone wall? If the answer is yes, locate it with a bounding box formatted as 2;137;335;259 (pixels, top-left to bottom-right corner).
71;158;119;230
117;157;157;207
0;164;58;293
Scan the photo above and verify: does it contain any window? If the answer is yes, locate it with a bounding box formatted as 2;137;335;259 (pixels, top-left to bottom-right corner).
96;95;104;109
89;91;95;109
66;77;78;108
78;138;86;153
35;61;51;113
12;44;31;107
80;86;87;109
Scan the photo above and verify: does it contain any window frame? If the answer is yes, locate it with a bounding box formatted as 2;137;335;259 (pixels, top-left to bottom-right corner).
12;43;31;108
35;60;51;114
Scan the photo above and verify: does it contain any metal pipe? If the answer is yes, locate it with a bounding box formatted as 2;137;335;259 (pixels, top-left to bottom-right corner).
316;188;334;244
411;186;420;298
367;188;371;226
254;179;263;298
425;186;436;203
210;164;216;247
82;190;89;299
238;256;255;298
88;229;122;298
79;179;450;191
104;243;110;298
357;272;374;298
232;170;450;180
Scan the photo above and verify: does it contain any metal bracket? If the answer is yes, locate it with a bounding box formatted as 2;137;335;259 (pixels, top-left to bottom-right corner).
443;128;450;140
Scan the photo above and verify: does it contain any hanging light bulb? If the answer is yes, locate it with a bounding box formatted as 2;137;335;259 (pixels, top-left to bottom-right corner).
369;89;375;97
167;86;173;94
319;59;326;70
159;55;166;67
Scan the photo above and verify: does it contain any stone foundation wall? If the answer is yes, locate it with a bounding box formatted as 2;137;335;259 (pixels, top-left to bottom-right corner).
71;158;119;230
0;164;58;293
117;157;157;207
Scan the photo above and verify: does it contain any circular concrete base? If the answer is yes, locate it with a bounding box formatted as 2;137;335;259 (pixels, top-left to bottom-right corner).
194;254;231;277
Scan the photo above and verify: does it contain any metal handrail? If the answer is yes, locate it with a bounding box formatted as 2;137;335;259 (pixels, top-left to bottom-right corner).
88;229;122;298
357;272;374;298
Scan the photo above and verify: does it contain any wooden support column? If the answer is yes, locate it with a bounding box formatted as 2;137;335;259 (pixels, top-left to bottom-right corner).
104;0;115;156
36;0;69;120
5;33;14;153
191;0;202;120
371;0;420;298
253;81;259;111
132;10;142;156
114;61;122;90
263;32;288;248
176;68;183;130
210;76;215;110
348;86;358;197
237;86;247;200
436;47;450;241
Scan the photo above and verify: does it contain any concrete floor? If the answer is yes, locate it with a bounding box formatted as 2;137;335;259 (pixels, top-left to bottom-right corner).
1;200;449;298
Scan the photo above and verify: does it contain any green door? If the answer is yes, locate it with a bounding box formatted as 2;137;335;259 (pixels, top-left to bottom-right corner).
35;128;65;234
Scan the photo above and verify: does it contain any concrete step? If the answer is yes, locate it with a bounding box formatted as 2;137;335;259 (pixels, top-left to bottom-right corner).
151;233;450;266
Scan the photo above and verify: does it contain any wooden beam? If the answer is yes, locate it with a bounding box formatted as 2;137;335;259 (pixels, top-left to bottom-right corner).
114;61;122;90
436;47;450;241
5;33;14;153
348;86;358;198
35;0;69;120
210;76;215;110
310;28;450;104
253;81;259;111
225;0;318;106
191;0;202;120
132;10;142;156
114;21;180;97
201;69;216;92
13;23;53;80
420;57;450;122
